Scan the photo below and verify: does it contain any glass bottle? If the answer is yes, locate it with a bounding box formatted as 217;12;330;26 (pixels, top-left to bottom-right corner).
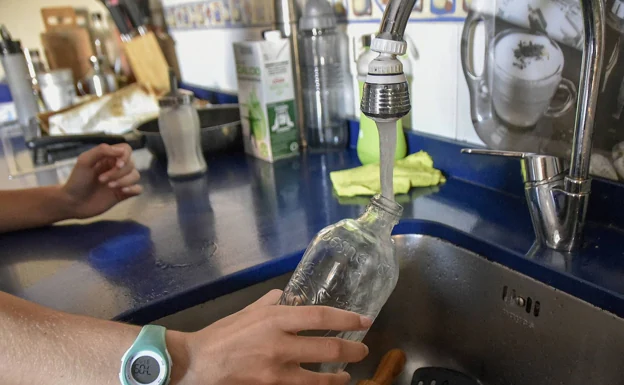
279;195;403;373
89;13;118;69
299;0;347;150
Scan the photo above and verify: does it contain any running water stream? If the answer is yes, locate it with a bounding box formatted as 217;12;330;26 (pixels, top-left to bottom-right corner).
376;121;397;200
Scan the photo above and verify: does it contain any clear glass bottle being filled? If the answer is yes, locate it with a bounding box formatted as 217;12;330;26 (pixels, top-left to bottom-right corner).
279;195;403;373
299;0;347;150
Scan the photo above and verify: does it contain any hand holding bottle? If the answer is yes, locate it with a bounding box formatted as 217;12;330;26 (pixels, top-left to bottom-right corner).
279;195;403;373
174;290;371;385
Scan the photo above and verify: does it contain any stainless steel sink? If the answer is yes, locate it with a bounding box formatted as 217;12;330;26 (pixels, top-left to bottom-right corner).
156;234;624;384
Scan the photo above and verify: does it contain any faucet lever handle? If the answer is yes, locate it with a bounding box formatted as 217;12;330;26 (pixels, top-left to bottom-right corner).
461;148;565;183
461;148;532;158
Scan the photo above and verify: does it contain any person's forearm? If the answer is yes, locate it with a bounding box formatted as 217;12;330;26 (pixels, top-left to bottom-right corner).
0;292;189;385
0;186;74;233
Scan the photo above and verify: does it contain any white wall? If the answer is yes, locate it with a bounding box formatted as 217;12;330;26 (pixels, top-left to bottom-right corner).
0;0;108;77
169;27;267;93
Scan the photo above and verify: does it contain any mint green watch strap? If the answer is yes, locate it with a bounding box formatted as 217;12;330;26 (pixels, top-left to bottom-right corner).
120;325;171;385
134;325;168;353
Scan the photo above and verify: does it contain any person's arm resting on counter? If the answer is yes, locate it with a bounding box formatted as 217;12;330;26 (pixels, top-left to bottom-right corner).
0;144;142;233
0;290;370;385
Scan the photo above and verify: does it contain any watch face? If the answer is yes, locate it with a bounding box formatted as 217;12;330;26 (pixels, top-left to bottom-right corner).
131;356;161;384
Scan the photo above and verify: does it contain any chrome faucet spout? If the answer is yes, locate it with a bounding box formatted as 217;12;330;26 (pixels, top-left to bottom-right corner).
376;0;419;42
568;0;605;184
360;0;419;122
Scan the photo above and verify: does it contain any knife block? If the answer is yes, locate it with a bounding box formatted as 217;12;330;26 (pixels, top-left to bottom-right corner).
123;31;170;93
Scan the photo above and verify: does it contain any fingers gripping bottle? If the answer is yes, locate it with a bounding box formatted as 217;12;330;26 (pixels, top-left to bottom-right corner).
279;195;403;373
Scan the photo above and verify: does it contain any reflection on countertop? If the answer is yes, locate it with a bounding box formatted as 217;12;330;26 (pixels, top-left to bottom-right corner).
1;136;624;324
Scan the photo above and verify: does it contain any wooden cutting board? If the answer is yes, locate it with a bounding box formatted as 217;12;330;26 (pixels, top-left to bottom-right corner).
41;28;94;82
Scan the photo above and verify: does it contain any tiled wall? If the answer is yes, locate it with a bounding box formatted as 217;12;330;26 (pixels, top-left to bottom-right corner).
161;0;485;146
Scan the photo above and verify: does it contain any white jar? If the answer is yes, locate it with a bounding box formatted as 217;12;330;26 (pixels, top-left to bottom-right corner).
158;91;207;178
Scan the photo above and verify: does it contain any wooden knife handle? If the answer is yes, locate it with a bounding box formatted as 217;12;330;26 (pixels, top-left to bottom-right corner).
357;349;407;385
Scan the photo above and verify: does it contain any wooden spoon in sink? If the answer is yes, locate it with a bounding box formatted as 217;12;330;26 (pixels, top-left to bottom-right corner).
357;349;407;385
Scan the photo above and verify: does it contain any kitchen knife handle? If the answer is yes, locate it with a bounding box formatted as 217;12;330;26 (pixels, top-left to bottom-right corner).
101;0;134;38
121;0;147;35
357;349;406;385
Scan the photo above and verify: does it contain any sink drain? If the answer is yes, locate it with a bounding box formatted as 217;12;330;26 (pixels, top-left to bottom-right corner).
411;367;479;385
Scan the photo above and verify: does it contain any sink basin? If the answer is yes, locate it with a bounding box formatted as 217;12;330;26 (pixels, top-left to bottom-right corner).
156;234;624;384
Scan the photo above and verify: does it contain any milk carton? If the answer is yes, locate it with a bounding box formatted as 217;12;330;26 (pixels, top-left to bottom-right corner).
234;39;299;162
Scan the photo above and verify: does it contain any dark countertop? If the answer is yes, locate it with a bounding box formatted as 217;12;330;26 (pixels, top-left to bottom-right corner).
1;131;624;324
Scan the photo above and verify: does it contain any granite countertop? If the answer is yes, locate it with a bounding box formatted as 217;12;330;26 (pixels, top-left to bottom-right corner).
1;131;623;324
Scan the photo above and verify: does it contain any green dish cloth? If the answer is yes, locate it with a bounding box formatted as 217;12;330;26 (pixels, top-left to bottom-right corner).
330;151;446;197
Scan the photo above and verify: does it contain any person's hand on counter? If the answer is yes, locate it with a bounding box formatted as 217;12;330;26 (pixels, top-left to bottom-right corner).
0;290;370;385
0;143;142;233
62;143;142;219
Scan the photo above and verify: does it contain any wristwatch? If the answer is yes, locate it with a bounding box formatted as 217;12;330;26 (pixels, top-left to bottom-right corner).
120;325;172;385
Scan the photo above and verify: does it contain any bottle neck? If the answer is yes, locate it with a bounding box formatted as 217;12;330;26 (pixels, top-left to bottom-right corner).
357;195;403;237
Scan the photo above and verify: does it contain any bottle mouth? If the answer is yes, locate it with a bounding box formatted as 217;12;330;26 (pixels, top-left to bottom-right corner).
370;194;403;218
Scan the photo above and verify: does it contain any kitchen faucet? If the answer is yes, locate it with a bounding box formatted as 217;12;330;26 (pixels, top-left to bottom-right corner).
360;0;605;251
